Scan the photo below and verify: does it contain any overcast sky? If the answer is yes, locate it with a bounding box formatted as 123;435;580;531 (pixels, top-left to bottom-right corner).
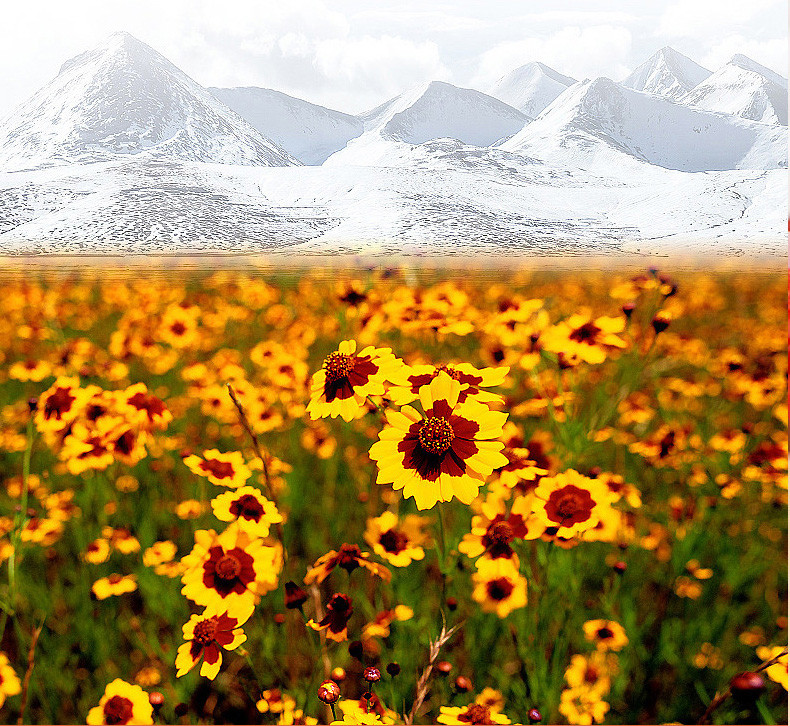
1;0;787;116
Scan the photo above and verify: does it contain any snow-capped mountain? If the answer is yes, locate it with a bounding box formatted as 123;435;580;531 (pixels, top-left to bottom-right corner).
208;87;363;165
500;77;786;172
489;62;577;117
682;55;788;126
621;47;711;100
0;33;785;257
325;81;528;166
0;32;298;171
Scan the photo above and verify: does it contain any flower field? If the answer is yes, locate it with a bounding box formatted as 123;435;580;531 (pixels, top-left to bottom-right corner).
0;265;786;725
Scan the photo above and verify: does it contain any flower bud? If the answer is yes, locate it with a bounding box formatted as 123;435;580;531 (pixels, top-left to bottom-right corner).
149;692;164;710
331;667;346;682
317;680;341;704
730;671;765;701
436;661;452;676
454;675;473;693
284;581;308;610
363;666;381;684
386;662;401;677
651;314;670;334
528;708;542;723
613;561;627;575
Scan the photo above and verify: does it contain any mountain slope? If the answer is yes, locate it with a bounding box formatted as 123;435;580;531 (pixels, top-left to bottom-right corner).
682;55;788;125
0;32;298;171
500;77;786;172
326;81;528;166
622;46;711;100
209;87;363;165
489;62;576;117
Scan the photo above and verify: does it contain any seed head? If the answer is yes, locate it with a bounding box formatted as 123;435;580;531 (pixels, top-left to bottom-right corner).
363;666;381;684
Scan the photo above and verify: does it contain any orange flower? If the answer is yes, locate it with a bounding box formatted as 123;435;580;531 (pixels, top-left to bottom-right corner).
175;609;247;679
304;543;391;586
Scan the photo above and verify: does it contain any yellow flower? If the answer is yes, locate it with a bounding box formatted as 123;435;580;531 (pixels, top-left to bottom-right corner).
142;541;177;568
86;679;153;725
180;525;282;623
364;511;428;567
583;619;629;652
184;449;252;488
0;652;21;709
83;538;111;564
559;686;610;725
437;703;511;724
307;340;399;422
564;652;618;694
92;574;137;600
369;372;508;510
211;486;283;539
532;470;614;539
175;608;247;680
756;646;788;690
471;558;528;618
388;362;509;406
542;314;627;364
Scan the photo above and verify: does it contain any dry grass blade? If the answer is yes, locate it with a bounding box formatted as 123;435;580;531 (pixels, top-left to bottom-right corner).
17;620;44;725
404;619;463;726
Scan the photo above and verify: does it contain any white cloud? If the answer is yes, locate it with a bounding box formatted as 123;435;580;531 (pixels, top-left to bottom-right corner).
700;36;788;76
658;0;782;37
471;25;633;89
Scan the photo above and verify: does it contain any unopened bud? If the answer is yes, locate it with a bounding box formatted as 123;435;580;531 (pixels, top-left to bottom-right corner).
331;667;346;682
317;680;341;704
386;662;401;677
729;671;765;701
284;581;308;610
436;661;452;676
528;708;542;723
613;561;627;575
363;666;381;684
149;692;164;710
454;675;472;693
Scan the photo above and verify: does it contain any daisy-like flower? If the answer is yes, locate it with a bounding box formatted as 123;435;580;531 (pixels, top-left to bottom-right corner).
181;525;283;623
564;652;618;694
583;620;629;652
142;541;178;570
364;512;429;567
34;377;91;435
475;688;506;712
304;544;391;585
175;608;247;679
184;449;252;488
558;687;610;725
83;538;111;564
491;448;547;491
307;340;399;422
542;314;627;365
471;559;528;618
369;372;508;510
532;470;614;539
103;526;141;554
92;574;137;600
9;359;51;383
362;605;414;639
459;495;541;566
0;652;21;709
211;486;283;539
119;383;172;431
307;593;354;642
86;679;153;725
388;362;509;407
337;694;398;724
437;702;511;724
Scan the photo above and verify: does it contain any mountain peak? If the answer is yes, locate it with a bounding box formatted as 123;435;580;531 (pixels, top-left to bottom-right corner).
1;32;299;170
622;47;710;100
489;61;576;117
728;54;787;86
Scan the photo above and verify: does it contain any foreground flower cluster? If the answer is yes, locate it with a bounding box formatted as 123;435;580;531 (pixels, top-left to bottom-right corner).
0;266;786;725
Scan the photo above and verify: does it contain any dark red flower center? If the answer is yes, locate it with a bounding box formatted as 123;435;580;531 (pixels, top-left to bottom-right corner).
569;322;601;344
127;391;166;420
419;417;455;455
44;386;76;420
379;528;409;554
193;617;219;646
486;577;514;601
585;666;600;683
545;485;595;526
597;626;614;640
336;543;363;572
103;695;134;725
215;554;242;580
230;494;265;522
200;458;234;479
170;321;187;336
458;704;493;724
323;352;355;382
